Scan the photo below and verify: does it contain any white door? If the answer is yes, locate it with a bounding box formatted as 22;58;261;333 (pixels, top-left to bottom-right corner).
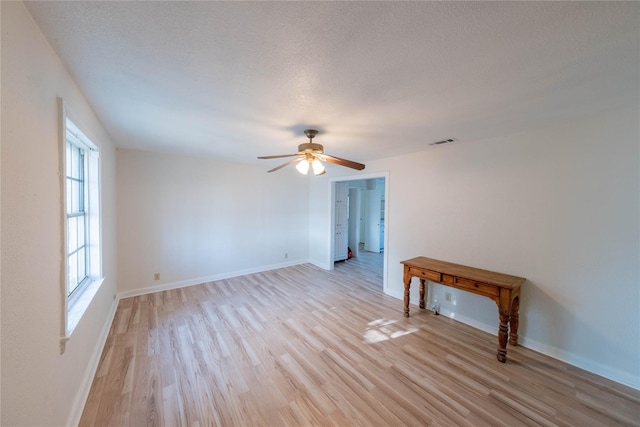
363;189;381;252
348;188;360;258
334;183;349;261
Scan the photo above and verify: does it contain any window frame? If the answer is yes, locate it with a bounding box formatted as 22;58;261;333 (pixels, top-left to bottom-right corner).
58;98;104;351
66;139;90;304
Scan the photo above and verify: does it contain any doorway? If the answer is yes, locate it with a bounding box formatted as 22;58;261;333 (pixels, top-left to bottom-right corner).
330;174;388;292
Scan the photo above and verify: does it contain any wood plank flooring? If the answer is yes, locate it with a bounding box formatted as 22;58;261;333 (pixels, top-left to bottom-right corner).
80;253;640;426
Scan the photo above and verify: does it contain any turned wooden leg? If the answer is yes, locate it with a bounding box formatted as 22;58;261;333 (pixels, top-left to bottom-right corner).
509;297;520;346
403;268;411;318
419;279;426;309
497;312;509;363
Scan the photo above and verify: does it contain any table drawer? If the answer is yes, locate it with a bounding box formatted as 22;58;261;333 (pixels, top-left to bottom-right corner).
442;274;455;285
410;267;441;282
455;277;499;297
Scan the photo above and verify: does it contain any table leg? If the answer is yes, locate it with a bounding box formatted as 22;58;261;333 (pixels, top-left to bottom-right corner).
403;268;411;317
497;290;511;363
419;279;426;309
509;297;520;346
497;312;509;363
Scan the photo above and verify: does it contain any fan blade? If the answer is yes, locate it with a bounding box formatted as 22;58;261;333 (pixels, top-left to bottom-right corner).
267;157;302;173
319;154;365;170
258;153;300;159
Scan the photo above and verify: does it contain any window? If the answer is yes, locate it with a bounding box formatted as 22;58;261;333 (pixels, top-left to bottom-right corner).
66;141;88;299
60;102;103;345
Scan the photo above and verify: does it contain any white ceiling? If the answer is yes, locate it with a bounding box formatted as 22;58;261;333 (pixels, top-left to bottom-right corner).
25;1;639;167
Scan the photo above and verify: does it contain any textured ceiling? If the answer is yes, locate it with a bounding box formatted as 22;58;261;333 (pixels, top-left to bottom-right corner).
25;1;639;166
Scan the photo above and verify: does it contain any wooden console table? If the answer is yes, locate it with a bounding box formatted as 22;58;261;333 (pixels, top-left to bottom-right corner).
401;257;525;363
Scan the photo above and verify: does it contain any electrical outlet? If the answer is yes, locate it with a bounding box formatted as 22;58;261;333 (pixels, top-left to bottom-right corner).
445;292;452;302
154;273;160;280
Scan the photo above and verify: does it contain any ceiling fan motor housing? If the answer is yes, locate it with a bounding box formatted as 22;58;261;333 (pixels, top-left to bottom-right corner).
298;143;324;154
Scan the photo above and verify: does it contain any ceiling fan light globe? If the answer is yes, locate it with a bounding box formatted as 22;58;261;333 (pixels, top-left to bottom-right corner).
312;159;325;175
296;159;309;175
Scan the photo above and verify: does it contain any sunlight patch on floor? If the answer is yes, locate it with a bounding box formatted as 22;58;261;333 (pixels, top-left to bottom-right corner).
363;318;418;344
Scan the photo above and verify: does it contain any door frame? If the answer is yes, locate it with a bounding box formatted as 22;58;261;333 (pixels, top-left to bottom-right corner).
328;172;389;292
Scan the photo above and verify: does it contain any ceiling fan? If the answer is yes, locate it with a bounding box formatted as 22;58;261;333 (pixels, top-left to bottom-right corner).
258;129;366;175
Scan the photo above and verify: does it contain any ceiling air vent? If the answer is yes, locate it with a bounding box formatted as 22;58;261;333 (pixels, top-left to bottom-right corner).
429;138;457;146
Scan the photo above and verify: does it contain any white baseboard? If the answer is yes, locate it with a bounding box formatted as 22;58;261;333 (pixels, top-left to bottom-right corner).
117;259;309;299
518;335;640;390
384;287;405;302
66;296;119;427
308;259;332;271
436;306;498;336
385;290;639;391
424;302;640;391
433;307;639;390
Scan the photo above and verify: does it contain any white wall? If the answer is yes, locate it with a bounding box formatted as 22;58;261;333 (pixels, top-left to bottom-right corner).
309;107;640;389
2;11;637;427
0;3;4;422
1;2;118;425
116;149;309;295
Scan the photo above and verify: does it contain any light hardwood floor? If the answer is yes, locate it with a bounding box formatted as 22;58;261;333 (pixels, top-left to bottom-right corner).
80;253;640;426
